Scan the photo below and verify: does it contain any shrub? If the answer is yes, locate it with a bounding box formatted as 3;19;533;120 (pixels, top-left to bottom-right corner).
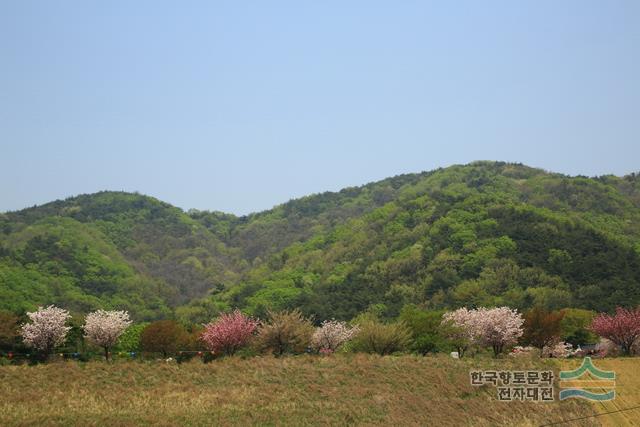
595;338;619;357
83;310;132;360
541;341;574;358
311;320;359;353
140;320;189;357
256;310;314;356
20;305;71;360
590;307;640;355
201;310;258;356
350;319;411;355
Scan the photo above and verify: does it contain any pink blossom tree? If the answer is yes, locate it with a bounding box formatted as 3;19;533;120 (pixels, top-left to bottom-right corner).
471;307;524;357
590;307;640;355
201;310;258;356
311;320;359;353
84;310;132;360
21;305;71;359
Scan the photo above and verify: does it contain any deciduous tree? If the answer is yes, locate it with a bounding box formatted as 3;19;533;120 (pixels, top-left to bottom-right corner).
521;306;564;350
471;307;524;357
201;310;258;356
311;320;359;353
140;320;189;357
590;307;640;355
20;305;71;359
443;307;524;357
256;310;314;356
84;310;132;360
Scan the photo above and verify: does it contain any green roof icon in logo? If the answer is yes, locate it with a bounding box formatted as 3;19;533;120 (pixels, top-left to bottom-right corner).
559;357;615;401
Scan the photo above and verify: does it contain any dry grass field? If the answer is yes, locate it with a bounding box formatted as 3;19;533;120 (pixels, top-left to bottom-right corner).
0;354;603;426
559;358;640;427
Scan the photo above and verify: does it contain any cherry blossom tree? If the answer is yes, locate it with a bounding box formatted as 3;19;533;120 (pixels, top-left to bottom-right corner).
471;307;524;357
21;305;71;359
590;307;640;355
84;310;132;360
443;307;524;357
201;310;258;356
311;320;359;353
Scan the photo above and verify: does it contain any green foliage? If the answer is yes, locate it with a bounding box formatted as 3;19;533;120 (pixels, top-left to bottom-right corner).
255;310;314;356
350;318;412;355
114;323;149;353
224;163;640;318
560;308;598;346
0;192;242;319
0;310;20;351
2;163;640;322
398;305;447;354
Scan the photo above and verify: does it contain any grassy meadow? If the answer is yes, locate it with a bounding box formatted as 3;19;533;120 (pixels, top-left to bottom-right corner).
0;354;613;426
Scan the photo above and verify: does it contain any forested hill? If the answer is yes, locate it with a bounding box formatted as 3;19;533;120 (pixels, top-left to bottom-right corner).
2;162;640;321
0;192;244;320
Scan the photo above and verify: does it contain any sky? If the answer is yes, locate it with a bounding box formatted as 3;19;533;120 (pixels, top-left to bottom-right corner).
1;1;639;215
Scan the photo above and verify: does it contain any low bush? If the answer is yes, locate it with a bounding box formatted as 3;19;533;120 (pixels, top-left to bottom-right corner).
350;319;411;355
256;310;314;356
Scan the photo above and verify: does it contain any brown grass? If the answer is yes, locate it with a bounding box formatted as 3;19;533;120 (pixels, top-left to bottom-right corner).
0;354;599;426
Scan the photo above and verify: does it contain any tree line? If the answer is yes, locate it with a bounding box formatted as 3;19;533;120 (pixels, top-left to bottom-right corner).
2;303;639;363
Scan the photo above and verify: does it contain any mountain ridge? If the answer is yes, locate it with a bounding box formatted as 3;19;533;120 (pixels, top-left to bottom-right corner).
2;161;639;321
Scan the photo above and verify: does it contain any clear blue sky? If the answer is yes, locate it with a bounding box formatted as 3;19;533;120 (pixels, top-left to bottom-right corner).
1;1;639;215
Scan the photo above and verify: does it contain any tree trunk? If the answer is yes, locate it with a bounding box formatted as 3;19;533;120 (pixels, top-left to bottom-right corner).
493;344;503;357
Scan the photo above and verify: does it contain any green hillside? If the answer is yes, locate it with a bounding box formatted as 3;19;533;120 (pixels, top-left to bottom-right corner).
2;162;640;321
213;162;640;320
0;192;243;319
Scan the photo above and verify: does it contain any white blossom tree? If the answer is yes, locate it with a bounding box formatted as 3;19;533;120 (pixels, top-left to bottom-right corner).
470;307;524;357
84;310;132;360
443;307;524;357
311;320;359;353
21;305;71;359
